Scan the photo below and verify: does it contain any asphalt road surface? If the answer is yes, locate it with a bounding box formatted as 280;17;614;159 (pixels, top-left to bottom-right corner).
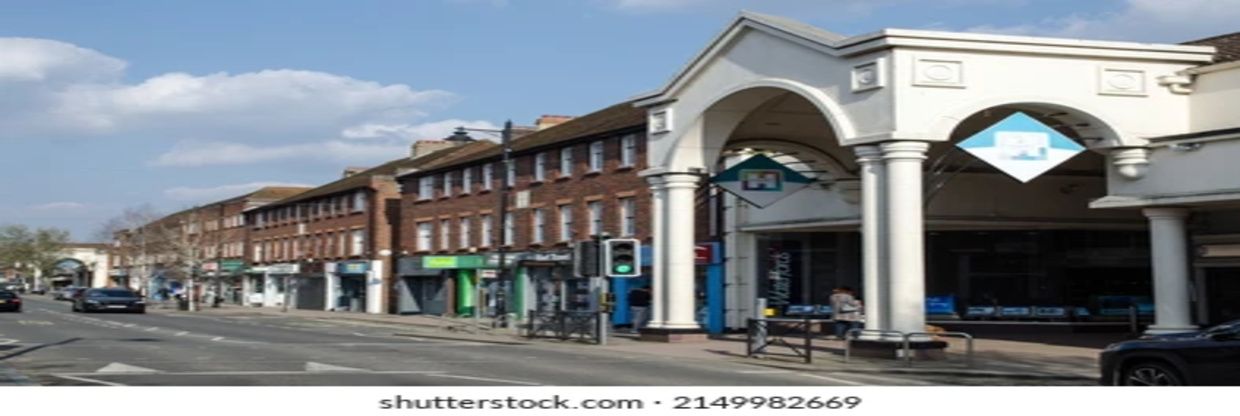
1;296;1082;386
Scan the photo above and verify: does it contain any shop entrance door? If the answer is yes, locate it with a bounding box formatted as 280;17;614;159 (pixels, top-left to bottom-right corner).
1207;267;1240;325
294;277;325;311
338;275;366;312
409;276;446;315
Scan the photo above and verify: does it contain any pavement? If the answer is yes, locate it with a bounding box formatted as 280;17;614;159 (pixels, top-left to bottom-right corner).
155;301;1109;383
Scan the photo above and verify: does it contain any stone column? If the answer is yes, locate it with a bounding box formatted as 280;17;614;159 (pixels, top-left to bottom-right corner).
1143;207;1197;334
854;145;888;333
882;141;930;337
660;173;702;329
645;175;668;329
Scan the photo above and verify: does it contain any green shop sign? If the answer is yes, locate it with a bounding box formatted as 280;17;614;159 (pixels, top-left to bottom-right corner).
220;260;246;272
422;255;486;269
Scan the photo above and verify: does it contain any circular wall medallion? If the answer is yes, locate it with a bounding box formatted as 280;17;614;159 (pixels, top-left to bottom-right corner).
1107;74;1138;90
923;64;955;82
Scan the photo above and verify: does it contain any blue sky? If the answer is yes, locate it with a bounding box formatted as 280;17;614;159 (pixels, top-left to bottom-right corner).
3;0;1237;240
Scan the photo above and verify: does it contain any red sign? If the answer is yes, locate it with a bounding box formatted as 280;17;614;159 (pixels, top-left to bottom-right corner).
695;245;711;263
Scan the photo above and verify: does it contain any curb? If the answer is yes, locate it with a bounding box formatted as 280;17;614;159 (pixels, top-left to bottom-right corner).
391;332;530;345
745;359;1097;381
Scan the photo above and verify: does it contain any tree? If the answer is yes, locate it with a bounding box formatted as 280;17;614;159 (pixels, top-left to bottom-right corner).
0;224;72;286
96;205;164;293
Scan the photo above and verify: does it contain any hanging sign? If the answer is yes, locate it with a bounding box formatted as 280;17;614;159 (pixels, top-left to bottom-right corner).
710;154;812;208
957;112;1085;183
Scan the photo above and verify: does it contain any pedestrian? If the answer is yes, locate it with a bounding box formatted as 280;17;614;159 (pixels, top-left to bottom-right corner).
830;286;863;340
628;287;652;333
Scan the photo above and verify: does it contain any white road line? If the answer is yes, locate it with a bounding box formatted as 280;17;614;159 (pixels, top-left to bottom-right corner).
306;362;370;373
96;362;161;374
54;374;127;386
145;327;160;332
828;372;935;386
175;331;189;336
798;373;867;386
56;370;446;377
736;369;791;374
426;373;542;386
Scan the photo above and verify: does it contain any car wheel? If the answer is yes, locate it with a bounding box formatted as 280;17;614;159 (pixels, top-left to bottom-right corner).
1121;361;1185;386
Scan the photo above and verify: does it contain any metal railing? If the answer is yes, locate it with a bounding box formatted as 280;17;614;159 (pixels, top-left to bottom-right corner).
746;318;831;364
525;310;601;344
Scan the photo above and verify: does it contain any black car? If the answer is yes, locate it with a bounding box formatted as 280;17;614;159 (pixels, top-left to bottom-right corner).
72;288;146;313
0;290;21;312
1100;320;1240;385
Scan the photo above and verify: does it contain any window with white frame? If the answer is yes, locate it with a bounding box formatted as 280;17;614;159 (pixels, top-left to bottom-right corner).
589;141;604;172
459;217;471;248
560;146;573;177
253;243;263;262
439;219;451;250
462;168;472;194
416;222;433;251
534;152;547;182
558;205;573;241
531;209;545;244
418;176;434;200
337;232;347;257
620;134;637;167
442;172;453;197
505;160;515;188
503;212;514;246
619;197;636;237
482;163;494;191
588;201;603;236
351;229;365;256
480;215;493;247
353;191;366;212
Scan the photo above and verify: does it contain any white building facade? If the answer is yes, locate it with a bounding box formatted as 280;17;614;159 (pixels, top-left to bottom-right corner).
635;12;1239;339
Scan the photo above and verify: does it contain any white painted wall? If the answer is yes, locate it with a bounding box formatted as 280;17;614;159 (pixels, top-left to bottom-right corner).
1108;138;1240;198
367;259;384;314
1191;65;1240;131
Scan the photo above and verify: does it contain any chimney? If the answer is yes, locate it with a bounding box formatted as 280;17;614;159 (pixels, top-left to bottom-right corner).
536;115;573;130
342;167;367;178
410;140;454;159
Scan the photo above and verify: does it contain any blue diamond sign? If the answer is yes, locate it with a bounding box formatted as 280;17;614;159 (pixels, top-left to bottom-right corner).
957;112;1085;183
711;154;812;208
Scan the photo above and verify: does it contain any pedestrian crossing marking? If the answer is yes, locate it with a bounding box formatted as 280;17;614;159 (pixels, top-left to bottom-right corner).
18;320;54;326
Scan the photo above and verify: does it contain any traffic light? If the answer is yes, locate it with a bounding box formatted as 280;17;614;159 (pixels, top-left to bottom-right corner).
573;240;600;278
603;238;641;277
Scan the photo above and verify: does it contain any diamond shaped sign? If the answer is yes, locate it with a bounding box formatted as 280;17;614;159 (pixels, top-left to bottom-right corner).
711;154;812;208
957;112;1085;183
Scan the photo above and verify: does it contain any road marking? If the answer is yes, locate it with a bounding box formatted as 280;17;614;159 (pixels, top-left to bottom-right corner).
56;370;446;377
737;369;791;374
306;362;370;373
426;373;541;386
96;362;161;374
54;374;127;386
0;339;18;345
145;327;160;332
798;373;867;386
18;320;53;326
827;372;935;386
175;331;189;336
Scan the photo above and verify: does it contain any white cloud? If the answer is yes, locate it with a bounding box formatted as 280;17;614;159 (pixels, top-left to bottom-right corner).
607;0;1028;15
0;37;459;140
966;0;1240;42
341;119;500;140
28;201;87;211
163;182;314;202
151;140;409;167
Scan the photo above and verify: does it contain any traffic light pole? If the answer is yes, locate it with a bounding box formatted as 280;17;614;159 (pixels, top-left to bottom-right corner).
595;234;609;346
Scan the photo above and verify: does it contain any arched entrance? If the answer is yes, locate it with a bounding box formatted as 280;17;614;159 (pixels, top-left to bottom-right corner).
51;258;91;289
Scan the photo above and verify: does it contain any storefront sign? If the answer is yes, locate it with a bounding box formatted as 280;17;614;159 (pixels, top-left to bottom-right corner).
711;154;813;208
246;266;270;274
268;263;300;274
423;255;485;269
520;252;571;263
220;260;245;273
957;112;1084;183
338;261;369;275
201;262;219;272
765;243;799;308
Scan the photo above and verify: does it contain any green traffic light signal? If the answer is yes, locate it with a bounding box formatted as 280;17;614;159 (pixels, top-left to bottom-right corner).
615;264;633;274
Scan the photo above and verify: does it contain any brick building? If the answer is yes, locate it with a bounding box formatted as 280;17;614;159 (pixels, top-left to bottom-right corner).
394;103;662;319
243;140;493;314
109;186;307;301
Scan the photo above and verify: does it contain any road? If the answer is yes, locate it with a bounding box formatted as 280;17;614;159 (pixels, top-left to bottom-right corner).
2;295;931;386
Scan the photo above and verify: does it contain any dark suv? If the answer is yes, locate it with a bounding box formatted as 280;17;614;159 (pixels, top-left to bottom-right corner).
73;288;146;313
0;290;21;312
1100;320;1240;385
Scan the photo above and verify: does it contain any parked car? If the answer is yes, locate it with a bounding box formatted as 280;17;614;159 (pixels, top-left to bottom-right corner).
0;290;21;312
29;287;47;295
1100;319;1240;385
55;287;84;301
72;288;145;313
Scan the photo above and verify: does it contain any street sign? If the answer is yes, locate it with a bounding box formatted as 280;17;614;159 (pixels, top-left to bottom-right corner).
711;154;812;208
957;112;1085;183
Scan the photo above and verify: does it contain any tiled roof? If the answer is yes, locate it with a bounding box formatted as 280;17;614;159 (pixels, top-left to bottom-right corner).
263;140;498;207
1184;31;1240;63
403;101;645;176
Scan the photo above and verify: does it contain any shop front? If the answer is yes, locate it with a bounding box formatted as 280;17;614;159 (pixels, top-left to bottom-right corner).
395;257;452;315
291;261;327;311
328;260;373;312
264;263;298;308
218;259;246;304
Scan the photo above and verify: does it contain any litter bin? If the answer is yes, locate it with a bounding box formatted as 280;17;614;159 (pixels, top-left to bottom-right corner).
177;297;189;311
